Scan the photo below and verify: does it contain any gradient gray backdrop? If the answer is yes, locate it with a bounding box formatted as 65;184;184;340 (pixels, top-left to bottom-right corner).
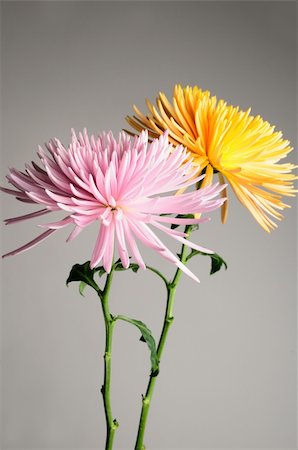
0;1;297;449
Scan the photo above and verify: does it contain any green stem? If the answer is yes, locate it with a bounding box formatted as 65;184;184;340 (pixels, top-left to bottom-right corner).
134;226;191;450
146;266;169;287
100;267;118;450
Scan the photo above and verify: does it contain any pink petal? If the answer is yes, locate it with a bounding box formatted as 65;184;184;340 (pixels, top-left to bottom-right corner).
115;219;129;269
39;216;73;229
0;186;30;199
2;229;56;258
122;218;146;269
172;235;214;254
151;221;188;238
155;215;210;226
90;225;109;268
4;209;50;225
102;220;115;273
66;225;84;242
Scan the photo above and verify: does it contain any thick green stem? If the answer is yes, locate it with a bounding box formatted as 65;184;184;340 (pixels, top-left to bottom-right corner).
134;227;191;450
100;268;118;450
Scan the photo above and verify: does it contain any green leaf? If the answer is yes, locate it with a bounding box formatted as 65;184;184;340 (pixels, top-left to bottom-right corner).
66;261;99;292
210;253;228;275
66;259;140;296
131;264;140;273
186;250;227;275
114;260;140;273
188;223;199;233
79;281;87;296
116;315;159;376
96;266;107;278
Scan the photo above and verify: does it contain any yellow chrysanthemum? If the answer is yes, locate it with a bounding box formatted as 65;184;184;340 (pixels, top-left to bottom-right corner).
126;84;297;232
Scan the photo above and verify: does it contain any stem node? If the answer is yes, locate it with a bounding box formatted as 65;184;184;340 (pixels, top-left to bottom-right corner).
104;352;111;360
142;396;150;406
113;419;119;429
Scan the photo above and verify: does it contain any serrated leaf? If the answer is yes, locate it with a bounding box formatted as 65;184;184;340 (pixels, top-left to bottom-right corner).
186;250;227;275
116;315;159;376
66;261;99;292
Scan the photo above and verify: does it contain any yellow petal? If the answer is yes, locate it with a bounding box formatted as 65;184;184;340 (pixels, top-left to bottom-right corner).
218;172;228;224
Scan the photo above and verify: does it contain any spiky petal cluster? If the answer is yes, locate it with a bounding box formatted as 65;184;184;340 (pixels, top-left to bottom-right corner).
1;130;226;282
126;84;297;232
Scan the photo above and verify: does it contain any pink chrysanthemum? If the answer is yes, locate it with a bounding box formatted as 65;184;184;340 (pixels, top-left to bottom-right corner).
1;130;226;282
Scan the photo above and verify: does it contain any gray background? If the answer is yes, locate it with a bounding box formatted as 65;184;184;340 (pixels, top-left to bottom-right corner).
0;1;297;449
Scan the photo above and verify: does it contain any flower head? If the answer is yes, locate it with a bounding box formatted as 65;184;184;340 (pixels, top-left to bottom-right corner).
126;84;297;231
1;130;225;282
